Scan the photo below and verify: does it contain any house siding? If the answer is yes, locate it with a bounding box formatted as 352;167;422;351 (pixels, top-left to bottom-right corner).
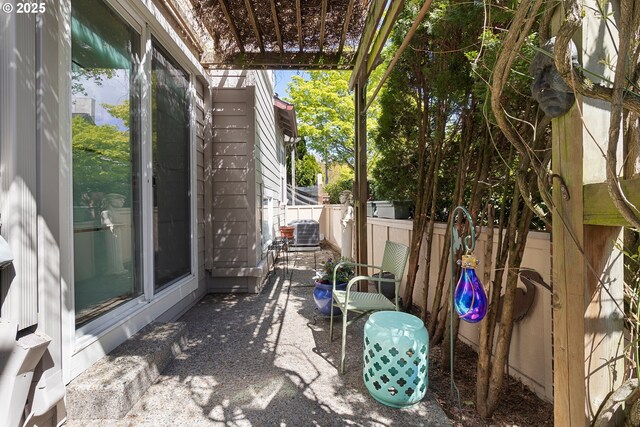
208;86;253;293
196;79;207;294
0;9;39;330
207;71;286;293
254;71;281;260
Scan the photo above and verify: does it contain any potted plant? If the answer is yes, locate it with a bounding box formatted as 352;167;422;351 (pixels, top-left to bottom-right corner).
312;257;354;317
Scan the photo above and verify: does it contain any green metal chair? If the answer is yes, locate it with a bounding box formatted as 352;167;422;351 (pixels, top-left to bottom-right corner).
329;240;410;374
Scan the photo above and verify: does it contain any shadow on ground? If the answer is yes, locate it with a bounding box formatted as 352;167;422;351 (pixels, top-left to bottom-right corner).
69;250;450;426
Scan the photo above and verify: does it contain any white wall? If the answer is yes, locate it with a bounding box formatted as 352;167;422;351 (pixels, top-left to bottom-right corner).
287;204;554;402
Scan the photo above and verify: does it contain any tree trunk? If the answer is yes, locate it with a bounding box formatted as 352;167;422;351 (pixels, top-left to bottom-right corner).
481;203;533;417
431;102;475;345
403;75;431;310
476;175;534;418
421;140;445;322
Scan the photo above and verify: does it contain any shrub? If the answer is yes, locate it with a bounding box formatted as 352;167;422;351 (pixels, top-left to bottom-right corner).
324;177;353;204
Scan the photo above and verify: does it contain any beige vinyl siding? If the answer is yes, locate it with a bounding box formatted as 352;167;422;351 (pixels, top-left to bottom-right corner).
253;71;283;257
207;71;286;293
210;88;253;273
274;125;286;229
196;78;206;293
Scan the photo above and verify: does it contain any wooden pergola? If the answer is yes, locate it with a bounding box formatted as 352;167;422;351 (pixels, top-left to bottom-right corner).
184;0;429;283
171;1;628;425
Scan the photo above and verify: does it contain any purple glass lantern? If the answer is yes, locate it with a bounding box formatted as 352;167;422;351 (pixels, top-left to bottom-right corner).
454;255;487;323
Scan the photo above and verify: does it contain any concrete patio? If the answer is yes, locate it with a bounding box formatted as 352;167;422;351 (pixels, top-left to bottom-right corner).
66;248;450;426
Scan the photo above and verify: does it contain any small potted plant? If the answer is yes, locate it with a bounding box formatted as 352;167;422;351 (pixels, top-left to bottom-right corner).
312;257;354;317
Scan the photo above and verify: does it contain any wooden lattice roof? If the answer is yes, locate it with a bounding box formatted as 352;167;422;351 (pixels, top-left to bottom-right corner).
189;0;373;69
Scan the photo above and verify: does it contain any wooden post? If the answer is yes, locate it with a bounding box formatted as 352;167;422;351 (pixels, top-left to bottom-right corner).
552;2;624;424
354;73;368;283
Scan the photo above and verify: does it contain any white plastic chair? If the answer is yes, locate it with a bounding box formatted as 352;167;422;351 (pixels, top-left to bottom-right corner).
329;241;410;374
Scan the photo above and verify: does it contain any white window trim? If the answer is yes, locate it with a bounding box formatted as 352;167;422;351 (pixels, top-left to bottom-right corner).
63;0;205;382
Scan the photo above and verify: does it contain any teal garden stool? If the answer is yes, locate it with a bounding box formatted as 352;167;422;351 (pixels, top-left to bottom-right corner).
363;311;429;408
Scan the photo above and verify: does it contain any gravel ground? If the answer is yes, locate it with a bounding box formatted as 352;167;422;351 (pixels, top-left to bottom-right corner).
66;248;450;426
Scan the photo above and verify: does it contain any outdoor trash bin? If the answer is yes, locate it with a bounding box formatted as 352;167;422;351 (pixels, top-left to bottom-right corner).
363;311;429;408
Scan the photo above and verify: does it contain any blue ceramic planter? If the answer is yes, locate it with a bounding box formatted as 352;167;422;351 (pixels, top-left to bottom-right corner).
313;281;347;317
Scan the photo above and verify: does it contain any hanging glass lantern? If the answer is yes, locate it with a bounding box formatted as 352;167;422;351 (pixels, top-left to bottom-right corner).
454;254;488;323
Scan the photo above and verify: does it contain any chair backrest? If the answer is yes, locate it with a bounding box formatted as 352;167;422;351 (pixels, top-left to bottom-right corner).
380;241;410;280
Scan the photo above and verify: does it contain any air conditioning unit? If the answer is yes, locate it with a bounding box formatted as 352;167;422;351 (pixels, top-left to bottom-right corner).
289;220;320;246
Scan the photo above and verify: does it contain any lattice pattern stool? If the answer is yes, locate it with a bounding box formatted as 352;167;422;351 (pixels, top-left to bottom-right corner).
363;311;429;408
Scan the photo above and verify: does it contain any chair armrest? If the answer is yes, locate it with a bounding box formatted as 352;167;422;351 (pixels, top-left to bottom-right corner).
338;275;399;298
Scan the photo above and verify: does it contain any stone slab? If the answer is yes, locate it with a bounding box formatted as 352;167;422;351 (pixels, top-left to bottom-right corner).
66;322;187;419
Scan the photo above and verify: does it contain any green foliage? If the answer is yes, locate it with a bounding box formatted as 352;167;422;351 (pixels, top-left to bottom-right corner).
286;71;354;167
295;153;322;187
314;256;355;284
72;101;131;206
285;139;322;187
324;177;354;204
372;0;483;204
285;69;383;170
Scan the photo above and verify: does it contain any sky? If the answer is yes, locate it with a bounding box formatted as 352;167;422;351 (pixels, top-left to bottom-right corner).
274;70;308;100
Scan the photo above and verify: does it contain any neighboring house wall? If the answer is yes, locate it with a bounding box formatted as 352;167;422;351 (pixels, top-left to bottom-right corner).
254;71;282;256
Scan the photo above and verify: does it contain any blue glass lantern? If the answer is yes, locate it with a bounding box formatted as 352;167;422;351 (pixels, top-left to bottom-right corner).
454;255;487;323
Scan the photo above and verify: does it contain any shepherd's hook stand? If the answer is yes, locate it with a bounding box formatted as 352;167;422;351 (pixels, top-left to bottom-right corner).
449;206;476;415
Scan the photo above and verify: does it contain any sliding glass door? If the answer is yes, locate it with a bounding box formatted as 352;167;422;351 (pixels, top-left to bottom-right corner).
70;0;194;329
71;0;142;326
151;39;192;289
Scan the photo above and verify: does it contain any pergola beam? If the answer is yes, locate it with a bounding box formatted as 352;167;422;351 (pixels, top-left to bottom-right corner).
365;0;434;111
583;177;640;225
354;74;368;278
218;0;244;53
365;0;404;76
269;0;283;52
348;0;387;90
296;0;303;52
243;0;264;52
319;0;328;52
338;0;356;57
205;52;352;70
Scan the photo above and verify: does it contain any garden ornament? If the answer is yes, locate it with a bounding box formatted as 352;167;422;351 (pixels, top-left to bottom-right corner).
529;37;580;118
449;206;487;411
339;190;354;229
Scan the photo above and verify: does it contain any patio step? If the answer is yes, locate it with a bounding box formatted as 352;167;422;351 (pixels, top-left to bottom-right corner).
66;322;188;420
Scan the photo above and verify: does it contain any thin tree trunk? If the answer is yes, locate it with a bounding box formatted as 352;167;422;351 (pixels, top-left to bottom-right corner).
421;140;445;322
476;152;516;410
426;101;457;338
403;76;431;310
476;165;535;417
481;201;533;416
432;104;474;345
483;204;495;288
442;100;480;368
